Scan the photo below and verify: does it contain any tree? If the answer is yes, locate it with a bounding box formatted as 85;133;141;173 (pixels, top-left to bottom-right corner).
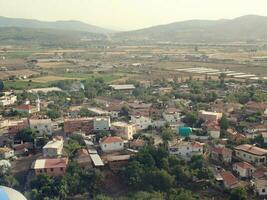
130;191;165;200
219;73;226;87
160;127;175;148
253;135;264;147
46;110;61;119
120;105;130;117
124;160;145;189
189;155;204;169
183;112;198;127
220;115;229;130
30;174;63;200
15;128;36;143
144;169;175;191
0;160;18;188
0;80;4;91
230;186;247;200
168;188;197;200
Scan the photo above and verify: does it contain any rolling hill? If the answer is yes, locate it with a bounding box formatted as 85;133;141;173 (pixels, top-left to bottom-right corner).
0;27;107;45
114;15;267;43
0;16;113;34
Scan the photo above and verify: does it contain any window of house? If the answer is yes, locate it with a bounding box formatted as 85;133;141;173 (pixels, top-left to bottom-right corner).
187;147;189;150
60;167;63;171
50;168;54;172
120;143;122;146
39;170;42;173
243;154;246;157
262;189;265;193
44;169;47;173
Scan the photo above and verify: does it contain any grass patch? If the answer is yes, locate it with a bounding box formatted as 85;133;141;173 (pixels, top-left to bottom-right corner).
4;80;52;90
30;75;83;83
4;73;124;90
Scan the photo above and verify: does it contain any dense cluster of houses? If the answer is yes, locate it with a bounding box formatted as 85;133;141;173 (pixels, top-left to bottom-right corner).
1;82;267;197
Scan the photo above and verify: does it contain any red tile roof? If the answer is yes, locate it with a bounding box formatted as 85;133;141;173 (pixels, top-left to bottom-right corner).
164;107;180;114
44;158;68;168
76;149;89;156
219;171;238;187
192;141;204;148
253;166;267;179
16;104;33;110
211;146;232;155
100;136;123;144
235;144;267;156
234;162;255;169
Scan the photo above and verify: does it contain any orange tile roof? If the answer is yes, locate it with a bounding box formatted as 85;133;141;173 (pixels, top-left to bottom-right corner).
100;136;123;144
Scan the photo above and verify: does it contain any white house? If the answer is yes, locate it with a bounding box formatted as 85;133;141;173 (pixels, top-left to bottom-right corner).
130;115;152;130
100;136;124;153
163;108;182;123
43;137;64;158
0;92;17;106
234;144;267;166
112;121;136;140
0;119;9;129
93;117;110;131
168;139;204;159
29;118;52;136
254;179;267;196
233;162;255;178
0;147;14;159
261;132;267;143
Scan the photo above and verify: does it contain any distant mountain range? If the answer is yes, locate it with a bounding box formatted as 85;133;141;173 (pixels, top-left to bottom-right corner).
0;15;267;44
114;15;267;43
0;16;113;34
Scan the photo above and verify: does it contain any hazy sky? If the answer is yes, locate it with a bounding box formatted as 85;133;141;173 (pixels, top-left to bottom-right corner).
0;0;266;30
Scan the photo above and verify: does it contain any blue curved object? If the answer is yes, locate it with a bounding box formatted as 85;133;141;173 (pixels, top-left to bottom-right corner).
0;187;9;200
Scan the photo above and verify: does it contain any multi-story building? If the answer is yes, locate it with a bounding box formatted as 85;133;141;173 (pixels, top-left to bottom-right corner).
168;139;204;159
0;92;17;106
254;179;267;196
64;118;94;134
8;119;29;135
210;146;232;164
29;119;52;136
43;136;64;158
130;115;152;130
233;162;255;178
163;108;182;123
234;144;267;166
199;110;222;122
93;117;110;131
112;121;135;140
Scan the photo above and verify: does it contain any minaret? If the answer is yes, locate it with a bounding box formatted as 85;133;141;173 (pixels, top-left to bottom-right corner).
36;97;40;112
